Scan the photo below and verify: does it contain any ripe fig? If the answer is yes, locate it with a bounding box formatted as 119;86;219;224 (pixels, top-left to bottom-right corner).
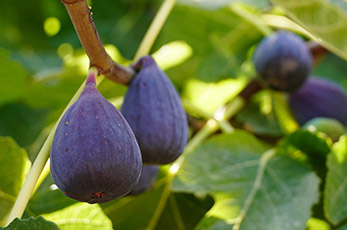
128;165;159;196
303;117;345;142
121;56;188;165
253;30;312;91
289;77;347;126
50;70;142;203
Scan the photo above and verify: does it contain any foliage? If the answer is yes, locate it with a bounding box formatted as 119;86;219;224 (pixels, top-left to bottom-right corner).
0;0;347;229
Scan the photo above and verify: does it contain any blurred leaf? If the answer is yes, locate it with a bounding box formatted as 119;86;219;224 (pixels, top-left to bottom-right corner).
195;216;230;230
101;170;213;230
338;223;347;230
270;0;347;60
2;217;59;230
42;203;112;230
101;178;165;229
155;193;214;230
283;129;332;157
183;78;246;116
173;131;320;230
236;91;284;137
156;5;263;83
178;0;270;10
152;40;193;70
0;137;31;226
27;174;76;216
306;217;331;230
313;54;347;91
0;103;48;148
324;135;347;225
0;49;27;106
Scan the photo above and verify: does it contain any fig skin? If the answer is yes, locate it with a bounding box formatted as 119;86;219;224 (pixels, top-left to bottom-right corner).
289;77;347;126
50;71;142;204
121;55;188;165
128;165;159;196
253;30;312;92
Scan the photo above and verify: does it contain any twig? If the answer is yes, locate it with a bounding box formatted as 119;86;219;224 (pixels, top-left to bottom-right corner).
62;0;135;84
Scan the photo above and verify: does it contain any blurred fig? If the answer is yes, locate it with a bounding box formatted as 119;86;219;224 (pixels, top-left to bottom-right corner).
303;117;345;142
289;77;347;126
128;165;159;196
50;70;142;203
121;56;188;165
253;30;312;91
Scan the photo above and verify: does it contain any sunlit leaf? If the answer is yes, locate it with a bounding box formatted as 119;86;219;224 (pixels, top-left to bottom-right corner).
2;217;59;230
0;137;31;226
173;131;320;230
270;0;347;60
324;135;347;225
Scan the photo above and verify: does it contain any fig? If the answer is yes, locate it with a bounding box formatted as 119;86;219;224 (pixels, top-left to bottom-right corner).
253;30;312;91
121;55;188;164
303;117;345;142
289;77;347;126
50;70;142;203
128;165;159;196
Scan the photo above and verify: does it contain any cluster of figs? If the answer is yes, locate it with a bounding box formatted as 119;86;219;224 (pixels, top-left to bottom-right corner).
50;30;347;204
50;56;188;203
253;30;347;138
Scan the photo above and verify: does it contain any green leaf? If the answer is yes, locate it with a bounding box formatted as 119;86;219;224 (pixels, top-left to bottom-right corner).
324;135;347;225
0;137;31;226
27;174;76;216
173;131;320;230
41;203;112;230
1;216;59;230
236;91;284;137
101;171;213;230
284;129;332;157
195;216;231;230
270;0;347;60
0;49;27;106
0;103;48;148
178;0;270;10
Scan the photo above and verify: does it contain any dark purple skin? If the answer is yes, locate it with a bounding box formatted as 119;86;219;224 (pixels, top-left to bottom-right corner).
121;55;189;165
289;77;347;126
128;165;159;196
253;30;312;92
50;71;142;204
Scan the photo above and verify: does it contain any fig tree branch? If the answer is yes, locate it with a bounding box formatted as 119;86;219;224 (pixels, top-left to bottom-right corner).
62;0;135;84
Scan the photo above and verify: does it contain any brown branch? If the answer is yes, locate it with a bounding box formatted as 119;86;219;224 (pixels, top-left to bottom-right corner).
62;0;135;85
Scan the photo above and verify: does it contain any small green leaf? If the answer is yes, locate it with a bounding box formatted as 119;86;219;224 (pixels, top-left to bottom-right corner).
324;135;347;225
173;131;320;230
42;203;112;230
284;129;332;156
0;49;27;106
0;137;31;226
270;0;347;60
2;216;59;230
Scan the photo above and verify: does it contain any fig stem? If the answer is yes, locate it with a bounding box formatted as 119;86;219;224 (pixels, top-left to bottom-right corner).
133;0;177;61
62;0;135;85
5;68;103;225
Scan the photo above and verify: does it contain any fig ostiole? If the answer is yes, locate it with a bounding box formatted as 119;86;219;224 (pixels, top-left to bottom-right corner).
289;77;347;126
253;30;312;92
50;70;142;204
127;165;159;196
121;56;189;165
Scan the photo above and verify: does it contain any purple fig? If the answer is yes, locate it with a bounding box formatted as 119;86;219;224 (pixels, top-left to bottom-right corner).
50;70;142;203
128;165;159;196
253;30;312;91
289;77;347;126
121;56;188;165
